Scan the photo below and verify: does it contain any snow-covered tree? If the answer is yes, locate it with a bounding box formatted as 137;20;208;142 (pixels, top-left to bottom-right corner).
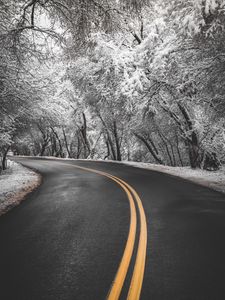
1;0;225;169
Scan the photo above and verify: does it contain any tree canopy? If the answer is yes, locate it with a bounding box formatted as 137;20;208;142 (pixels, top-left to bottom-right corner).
1;0;225;170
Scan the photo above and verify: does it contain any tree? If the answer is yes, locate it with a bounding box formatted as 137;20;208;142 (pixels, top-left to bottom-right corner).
1;0;225;170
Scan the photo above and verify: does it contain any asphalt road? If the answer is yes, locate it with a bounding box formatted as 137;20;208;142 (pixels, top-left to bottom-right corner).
1;157;225;300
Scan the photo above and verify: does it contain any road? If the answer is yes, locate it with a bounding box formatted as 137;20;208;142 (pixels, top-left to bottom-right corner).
1;157;225;300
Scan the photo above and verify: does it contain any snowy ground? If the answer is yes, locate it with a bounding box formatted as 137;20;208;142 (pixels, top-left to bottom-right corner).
0;160;41;215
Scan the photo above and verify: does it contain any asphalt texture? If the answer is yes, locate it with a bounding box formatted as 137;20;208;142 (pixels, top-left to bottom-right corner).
1;157;225;300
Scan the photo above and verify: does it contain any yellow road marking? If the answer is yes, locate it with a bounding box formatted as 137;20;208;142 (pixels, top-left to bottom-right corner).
117;179;147;300
106;178;136;300
42;161;147;300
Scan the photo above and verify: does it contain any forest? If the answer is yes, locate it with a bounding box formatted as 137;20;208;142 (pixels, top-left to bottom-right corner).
1;0;225;171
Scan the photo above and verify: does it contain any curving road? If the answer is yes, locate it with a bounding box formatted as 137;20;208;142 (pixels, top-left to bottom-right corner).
1;157;225;300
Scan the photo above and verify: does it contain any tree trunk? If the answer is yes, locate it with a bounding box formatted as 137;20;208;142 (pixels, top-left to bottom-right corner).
37;125;50;157
51;127;63;158
62;128;71;158
134;133;164;164
104;140;111;160
170;144;176;166
157;130;174;166
113;120;122;161
76;134;82;159
175;134;184;167
50;134;57;156
177;103;201;168
80;112;90;159
40;138;49;156
107;135;117;160
2;146;10;170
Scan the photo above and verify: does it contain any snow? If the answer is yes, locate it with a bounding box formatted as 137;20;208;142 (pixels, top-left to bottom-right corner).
0;160;41;215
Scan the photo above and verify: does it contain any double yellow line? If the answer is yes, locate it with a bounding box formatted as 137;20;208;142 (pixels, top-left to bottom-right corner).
107;175;148;300
51;161;147;300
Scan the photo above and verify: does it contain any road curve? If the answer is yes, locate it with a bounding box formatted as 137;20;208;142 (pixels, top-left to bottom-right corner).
1;157;225;300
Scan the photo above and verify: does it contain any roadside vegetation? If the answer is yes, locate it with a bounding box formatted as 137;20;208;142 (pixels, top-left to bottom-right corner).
1;0;225;172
